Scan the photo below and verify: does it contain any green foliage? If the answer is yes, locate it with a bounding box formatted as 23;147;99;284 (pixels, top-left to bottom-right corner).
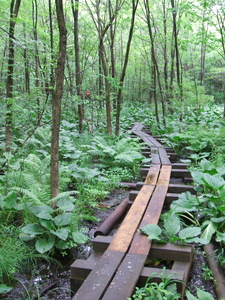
127;267;181;300
171;159;225;245
201;263;214;281
140;212;205;245
186;287;214;300
19;196;89;254
0;225;52;286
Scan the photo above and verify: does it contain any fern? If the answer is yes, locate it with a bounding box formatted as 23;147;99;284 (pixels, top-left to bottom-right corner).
47;190;78;205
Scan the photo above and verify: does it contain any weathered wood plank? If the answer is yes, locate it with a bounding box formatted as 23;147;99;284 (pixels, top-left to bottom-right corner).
101;253;147;300
108;184;155;252
129;166;171;255
159;147;171;165
157;165;172;186
129;185;169;255
144;164;161;185
168;183;195;194
72;250;125;300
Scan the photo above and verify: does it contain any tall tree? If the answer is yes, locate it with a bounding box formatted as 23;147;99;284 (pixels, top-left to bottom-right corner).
50;0;67;200
71;0;84;133
171;0;183;104
5;0;22;151
115;0;139;135
144;0;166;125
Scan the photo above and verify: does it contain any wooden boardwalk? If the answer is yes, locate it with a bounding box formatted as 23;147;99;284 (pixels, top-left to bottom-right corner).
70;123;194;299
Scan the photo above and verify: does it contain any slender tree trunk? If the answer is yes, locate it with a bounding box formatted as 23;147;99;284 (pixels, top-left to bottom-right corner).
50;0;67;200
32;0;42;126
115;0;139;135
5;0;22;152
71;0;84;133
171;0;183;103
49;0;55;97
144;0;166;125
23;23;30;94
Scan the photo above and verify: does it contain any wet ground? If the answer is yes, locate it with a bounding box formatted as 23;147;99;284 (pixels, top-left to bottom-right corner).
1;189;218;300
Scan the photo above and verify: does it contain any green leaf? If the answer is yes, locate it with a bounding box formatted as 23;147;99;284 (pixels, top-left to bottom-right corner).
164;212;180;235
200;222;217;244
202;173;225;191
39;219;55;230
4;191;17;209
55;240;68;250
196;287;214;299
0;284;13;294
186;290;198;300
57;197;74;212
21;223;44;235
72;231;89;244
170;192;200;213
191;171;205;185
179;227;201;240
51;228;69;240
216;231;225;243
140;224;162;240
54;213;72;227
29;205;53;220
35;237;55;253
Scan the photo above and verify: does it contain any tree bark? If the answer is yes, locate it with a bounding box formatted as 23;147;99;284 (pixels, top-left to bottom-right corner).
171;0;183;103
115;0;139;135
71;0;84;133
50;0;67;201
5;0;22;152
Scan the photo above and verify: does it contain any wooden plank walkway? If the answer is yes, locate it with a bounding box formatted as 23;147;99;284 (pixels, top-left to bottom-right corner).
71;122;194;299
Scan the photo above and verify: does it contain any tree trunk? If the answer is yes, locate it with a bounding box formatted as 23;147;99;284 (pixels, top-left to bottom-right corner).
171;0;183;103
71;0;84;133
115;0;139;135
50;0;67;201
49;0;55;97
5;0;22;152
144;0;166;125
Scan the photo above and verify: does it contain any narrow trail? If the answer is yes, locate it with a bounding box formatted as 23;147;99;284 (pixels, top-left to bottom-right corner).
70;123;197;300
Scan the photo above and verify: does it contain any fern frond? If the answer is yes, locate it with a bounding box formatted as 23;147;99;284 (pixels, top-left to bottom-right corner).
11;187;41;203
47;191;78;205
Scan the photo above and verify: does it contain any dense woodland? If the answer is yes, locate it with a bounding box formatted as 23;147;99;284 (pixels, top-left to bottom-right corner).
1;0;225;298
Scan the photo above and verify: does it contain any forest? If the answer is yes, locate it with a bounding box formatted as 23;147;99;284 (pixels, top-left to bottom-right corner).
1;0;225;299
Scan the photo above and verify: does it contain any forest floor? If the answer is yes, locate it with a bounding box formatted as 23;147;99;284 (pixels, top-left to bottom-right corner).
1;188;218;300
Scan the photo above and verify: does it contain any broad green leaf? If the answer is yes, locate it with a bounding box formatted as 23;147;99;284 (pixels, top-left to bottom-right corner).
164;212;180;235
202;173;225;191
200;222;217;244
216;231;225;243
54;213;72;227
55;240;68;250
39;219;54;230
51;228;69;240
140;224;162;240
30;205;53;214
191;171;205;185
35;237;55;253
21;223;44;235
218;205;225;214
72;231;89;244
170;192;200;213
211;216;225;223
196;287;214;299
57;197;74;212
0;284;13;294
179;227;201;240
186;290;198;300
